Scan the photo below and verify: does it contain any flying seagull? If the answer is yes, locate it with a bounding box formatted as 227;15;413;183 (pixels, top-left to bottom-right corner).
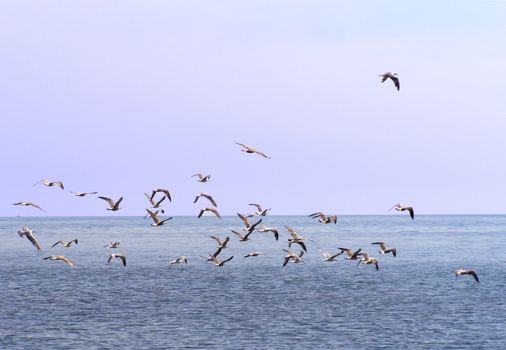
235;142;270;159
231;230;255;242
371;241;397;257
282;249;304;267
150;188;172;202
210;236;230;249
192;173;211;183
244;251;266;258
194;193;218;207
256;226;279;241
248;203;271;216
320;250;343;262
198;207;222;220
51;239;78;248
338;247;363;260
13;202;46;212
18;226;41;251
209;255;234;267
104;241;120;249
309;212;337;224
145;209;172;226
98;196;123;211
43;255;76;268
33;179;65;190
379;72;400;91
70;191;98;197
144;193;166;208
108;253;127;266
454;269;479;283
389;203;414;220
356;252;379;271
169;256;188;269
237;213;263;233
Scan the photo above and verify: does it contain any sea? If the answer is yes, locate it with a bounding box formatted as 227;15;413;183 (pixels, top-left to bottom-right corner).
1;215;505;349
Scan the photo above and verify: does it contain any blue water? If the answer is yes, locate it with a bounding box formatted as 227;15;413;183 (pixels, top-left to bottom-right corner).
1;215;505;349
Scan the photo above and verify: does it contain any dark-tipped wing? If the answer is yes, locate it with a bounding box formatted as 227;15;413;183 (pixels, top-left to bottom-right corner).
403;207;414;219
99;196;115;207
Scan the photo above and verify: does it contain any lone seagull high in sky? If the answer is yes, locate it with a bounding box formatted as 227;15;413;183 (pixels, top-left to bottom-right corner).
33;179;65;190
379;72;400;91
13;201;46;212
192;173;211;182
454;269;479;283
389;203;414;220
43;255;76;268
99;196;123;211
18;226;41;251
235;142;270;159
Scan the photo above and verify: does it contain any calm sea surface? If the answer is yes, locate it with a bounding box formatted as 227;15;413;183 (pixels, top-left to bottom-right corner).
1;215;505;349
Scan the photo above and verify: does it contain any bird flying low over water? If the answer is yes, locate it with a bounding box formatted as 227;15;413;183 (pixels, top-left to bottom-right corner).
18;226;41;251
283;249;304;267
169;256;188;268
389;203;414;220
104;241;120;249
379;72;400;91
235;142;270;159
248;203;270;216
237;214;263;234
371;242;397;257
209;255;234;267
231;230;254;242
51;239;78;248
339;247;362;260
198;207;222;220
13;201;46;212
194;193;218;207
145;209;172;226
33;179;65;190
43;255;76;268
309;212;337;224
320;250;343;262
98;196;123;211
256;226;279;241
285;226;307;252
192;173;211;182
150;188;172;202
454;269;479;283
210;236;230;249
70;191;98;197
108;253;126;266
244;252;266;258
356;252;379;271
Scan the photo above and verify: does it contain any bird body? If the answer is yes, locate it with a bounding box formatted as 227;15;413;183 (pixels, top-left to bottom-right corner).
43;255;76;268
108;253;126;266
283;249;304;266
18;226;41;250
192;173;211;182
256;226;279;240
244;251;265;258
104;241;120;249
309;212;337;224
339;247;362;260
170;256;188;268
356;252;379;270
145;208;172;226
34;179;65;190
372;241;397;257
320;250;343;262
454;269;479;283
99;196;123;211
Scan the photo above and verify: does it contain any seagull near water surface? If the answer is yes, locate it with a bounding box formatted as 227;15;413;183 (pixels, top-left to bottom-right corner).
454;269;479;283
43;255;76;268
98;196;123;211
389;203;414;220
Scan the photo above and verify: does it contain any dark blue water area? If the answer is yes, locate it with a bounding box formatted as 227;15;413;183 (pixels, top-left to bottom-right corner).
1;215;505;349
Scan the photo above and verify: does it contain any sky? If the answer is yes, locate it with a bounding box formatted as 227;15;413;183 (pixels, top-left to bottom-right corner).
1;0;505;216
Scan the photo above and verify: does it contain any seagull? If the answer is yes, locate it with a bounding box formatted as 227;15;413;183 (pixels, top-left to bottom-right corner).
235;142;270;159
210;236;230;249
169;256;188;268
70;191;98;197
389;203;414;220
320;250;343;262
145;209;172;226
379;72;400;91
248;203;271;216
256;226;279;240
108;253;126;266
309;212;337;224
209;255;234;267
237;213;263;233
244;251;266;258
198;207;222;220
104;241;120;249
43;255;76;268
13;201;46;212
51;239;78;248
192;173;211;183
371;242;397;257
356;252;379;270
338;247;362;260
33;179;65;190
144;193;166;208
18;226;41;251
98;196;123;211
201;247;224;262
454;269;479;283
194;193;218;207
285;225;307;252
283;249;304;267
150;188;172;202
231;230;255;242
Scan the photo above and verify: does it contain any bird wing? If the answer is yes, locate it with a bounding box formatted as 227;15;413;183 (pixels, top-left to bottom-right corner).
204;194;217;207
29;202;47;212
403;207;414;219
99;196;115;207
231;230;244;240
209;207;222;219
248;203;262;211
56;181;65;190
193;194;201;204
26;232;41;251
235;141;248;149
391;76;400;90
119;255;127;266
237;213;250;227
197;209;205;218
51;240;64;248
388;203;401;212
222;256;234;264
60;256;75;267
470;271;479;283
154;195;166;207
210;236;222;245
114;197;124;208
146;208;160;224
160;189;172;202
254;150;270;159
144;193;155;206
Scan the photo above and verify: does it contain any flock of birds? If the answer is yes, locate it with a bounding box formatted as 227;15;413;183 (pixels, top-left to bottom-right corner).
11;74;479;283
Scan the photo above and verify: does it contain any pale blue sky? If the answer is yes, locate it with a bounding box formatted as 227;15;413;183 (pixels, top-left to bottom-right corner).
1;1;505;216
